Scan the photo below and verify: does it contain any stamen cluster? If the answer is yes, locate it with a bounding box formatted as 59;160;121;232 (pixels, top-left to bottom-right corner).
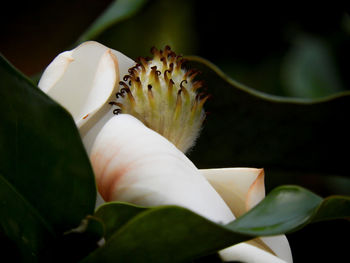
110;46;208;153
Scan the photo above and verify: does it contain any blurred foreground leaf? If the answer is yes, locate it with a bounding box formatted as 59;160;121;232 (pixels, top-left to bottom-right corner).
81;186;349;263
0;175;55;262
77;0;148;43
187;56;350;179
0;55;96;259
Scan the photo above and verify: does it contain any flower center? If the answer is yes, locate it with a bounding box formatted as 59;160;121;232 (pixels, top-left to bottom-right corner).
110;46;209;153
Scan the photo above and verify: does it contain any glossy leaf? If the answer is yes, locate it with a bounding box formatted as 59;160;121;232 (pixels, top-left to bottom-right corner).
77;0;148;43
81;186;349;263
82;205;241;263
186;56;350;178
228;185;349;235
0;55;96;234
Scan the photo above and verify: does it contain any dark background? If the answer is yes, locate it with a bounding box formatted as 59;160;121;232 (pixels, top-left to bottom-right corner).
2;1;349;98
1;1;349;262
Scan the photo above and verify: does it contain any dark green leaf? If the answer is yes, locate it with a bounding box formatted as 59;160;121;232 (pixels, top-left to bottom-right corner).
186;56;350;179
228;185;349;235
77;0;148;43
82;205;242;263
0;55;96;234
81;186;349;263
94;202;147;240
312;195;350;222
0;174;55;262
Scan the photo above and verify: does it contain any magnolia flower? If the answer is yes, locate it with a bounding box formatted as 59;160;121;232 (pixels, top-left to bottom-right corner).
39;41;293;263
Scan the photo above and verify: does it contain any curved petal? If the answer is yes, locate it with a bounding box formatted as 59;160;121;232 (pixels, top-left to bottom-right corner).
81;47;136;154
39;41;118;125
90;114;235;224
219;243;287;263
111;49;136;79
201;168;293;262
201;168;265;218
38;50;74;93
260;236;293;263
39;41;136;153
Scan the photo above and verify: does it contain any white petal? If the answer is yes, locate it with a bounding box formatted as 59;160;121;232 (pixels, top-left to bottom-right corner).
260;236;293;263
39;41;118;127
80;47;135;154
81;105;115;155
38;51;74;93
76;48;119;129
39;41;136;153
90;114;235;224
111;49;135;79
201;168;293;262
219;243;288;263
95;192;105;210
201;168;265;218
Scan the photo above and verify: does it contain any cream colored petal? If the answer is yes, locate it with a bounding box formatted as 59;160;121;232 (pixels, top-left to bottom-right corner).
260;236;293;263
38;41;118;126
111;49;135;79
90;114;235;224
201;168;265;218
80;48;135;154
39;41;136;153
76;48;119;129
201;168;293;262
81;105;115;155
219;243;287;263
38;51;74;93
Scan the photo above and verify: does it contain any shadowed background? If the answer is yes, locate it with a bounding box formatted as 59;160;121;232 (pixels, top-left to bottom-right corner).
2;1;349;99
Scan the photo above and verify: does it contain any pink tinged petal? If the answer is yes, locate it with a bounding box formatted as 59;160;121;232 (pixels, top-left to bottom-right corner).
246;169;265;211
220;243;288;263
90;114;235;224
200;168;265;218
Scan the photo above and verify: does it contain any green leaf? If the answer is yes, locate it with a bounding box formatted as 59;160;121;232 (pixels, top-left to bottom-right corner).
186;56;350;179
82;205;242;263
228;185;349;236
0;174;55;262
94;202;147;240
0;55;96;235
312;195;350;222
77;0;148;43
81;186;349;263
